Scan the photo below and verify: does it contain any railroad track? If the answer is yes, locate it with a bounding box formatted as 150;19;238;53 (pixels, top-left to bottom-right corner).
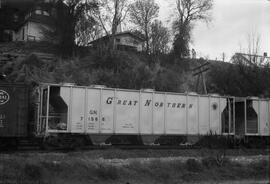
0;144;201;153
1;144;269;154
1;136;268;153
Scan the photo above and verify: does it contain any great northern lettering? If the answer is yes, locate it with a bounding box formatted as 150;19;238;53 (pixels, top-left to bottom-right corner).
105;97;193;109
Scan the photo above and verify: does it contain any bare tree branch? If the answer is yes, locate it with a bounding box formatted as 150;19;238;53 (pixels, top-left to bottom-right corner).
129;0;159;53
172;0;213;58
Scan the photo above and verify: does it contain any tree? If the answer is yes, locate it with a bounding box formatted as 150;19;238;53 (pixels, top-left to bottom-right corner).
95;0;131;50
230;31;270;97
150;20;170;55
43;0;98;56
247;31;261;57
75;5;100;46
236;30;263;66
172;0;213;58
129;0;159;54
96;0;130;35
172;21;191;58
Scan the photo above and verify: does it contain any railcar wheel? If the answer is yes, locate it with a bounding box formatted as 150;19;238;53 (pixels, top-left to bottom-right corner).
41;134;90;150
107;135;143;145
156;136;186;146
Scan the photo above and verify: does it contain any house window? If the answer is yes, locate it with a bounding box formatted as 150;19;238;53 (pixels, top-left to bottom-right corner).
13;14;19;22
3;30;13;41
22;27;24;40
43;11;50;16
35;9;42;15
27;35;36;41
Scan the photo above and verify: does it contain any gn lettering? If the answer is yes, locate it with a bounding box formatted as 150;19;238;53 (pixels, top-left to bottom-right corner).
0;114;6;128
88;110;105;122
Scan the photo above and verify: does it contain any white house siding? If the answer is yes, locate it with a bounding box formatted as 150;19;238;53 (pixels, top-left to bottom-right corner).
27;22;48;41
14;21;49;41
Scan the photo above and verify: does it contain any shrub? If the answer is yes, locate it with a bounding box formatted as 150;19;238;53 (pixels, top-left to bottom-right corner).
24;163;42;180
195;132;235;149
201;157;217;168
202;153;230;169
41;161;62;174
250;160;270;177
185;159;203;172
95;164;119;180
148;159;163;169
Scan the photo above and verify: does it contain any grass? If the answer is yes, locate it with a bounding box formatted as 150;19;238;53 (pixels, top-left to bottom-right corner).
0;150;269;184
66;148;270;159
95;164;119;180
126;157;269;183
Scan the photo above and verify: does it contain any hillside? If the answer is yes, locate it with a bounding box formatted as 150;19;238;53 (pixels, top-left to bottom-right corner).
0;42;269;98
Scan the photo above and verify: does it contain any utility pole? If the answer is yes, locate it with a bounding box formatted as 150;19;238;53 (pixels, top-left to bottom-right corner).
192;62;210;94
222;52;226;62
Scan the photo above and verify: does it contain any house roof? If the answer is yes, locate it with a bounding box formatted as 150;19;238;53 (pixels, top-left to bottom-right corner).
232;53;270;66
22;14;54;27
1;0;35;11
0;1;55;31
89;31;145;44
1;0;58;11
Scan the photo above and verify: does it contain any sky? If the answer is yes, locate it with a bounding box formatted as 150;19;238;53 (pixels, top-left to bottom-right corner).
155;0;270;61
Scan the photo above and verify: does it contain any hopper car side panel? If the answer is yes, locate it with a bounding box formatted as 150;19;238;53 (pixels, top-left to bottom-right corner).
187;95;198;134
59;86;70;133
153;93;165;134
101;89;114;133
166;94;186;134
71;88;85;133
86;88;100;133
269;100;270;136
198;97;210;134
210;97;220;134
259;100;270;136
115;91;139;134
140;92;152;134
249;100;259;135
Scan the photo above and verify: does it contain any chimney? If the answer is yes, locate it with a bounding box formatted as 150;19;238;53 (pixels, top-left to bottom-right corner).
264;52;267;57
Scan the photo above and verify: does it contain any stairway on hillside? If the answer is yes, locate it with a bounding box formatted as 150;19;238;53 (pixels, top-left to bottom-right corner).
0;42;57;70
0;51;56;70
31;52;56;63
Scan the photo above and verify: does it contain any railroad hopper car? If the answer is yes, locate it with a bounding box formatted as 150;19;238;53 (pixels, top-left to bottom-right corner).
0;83;29;146
34;83;270;145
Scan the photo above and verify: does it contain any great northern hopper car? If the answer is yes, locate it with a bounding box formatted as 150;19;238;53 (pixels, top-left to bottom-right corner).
33;83;270;146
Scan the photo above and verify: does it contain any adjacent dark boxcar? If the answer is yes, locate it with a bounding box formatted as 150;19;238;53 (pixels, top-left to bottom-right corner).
0;83;28;137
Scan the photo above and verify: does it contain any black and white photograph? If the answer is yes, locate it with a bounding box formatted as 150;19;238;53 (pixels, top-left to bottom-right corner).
0;0;269;183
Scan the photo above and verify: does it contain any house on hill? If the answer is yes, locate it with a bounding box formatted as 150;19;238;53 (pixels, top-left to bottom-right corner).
231;52;270;66
89;31;145;52
0;0;57;42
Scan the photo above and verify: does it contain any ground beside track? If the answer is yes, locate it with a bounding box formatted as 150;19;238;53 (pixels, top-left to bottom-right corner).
0;149;269;184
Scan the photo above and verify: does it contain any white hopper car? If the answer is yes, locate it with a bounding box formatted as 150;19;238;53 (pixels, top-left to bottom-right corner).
35;83;270;145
